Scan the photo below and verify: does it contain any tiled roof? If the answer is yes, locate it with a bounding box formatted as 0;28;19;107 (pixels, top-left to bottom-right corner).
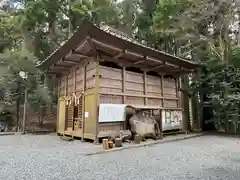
98;23;195;65
38;20;199;69
100;24;140;45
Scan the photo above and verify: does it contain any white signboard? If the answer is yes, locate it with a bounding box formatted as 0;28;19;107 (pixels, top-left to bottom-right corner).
98;104;126;122
84;112;89;118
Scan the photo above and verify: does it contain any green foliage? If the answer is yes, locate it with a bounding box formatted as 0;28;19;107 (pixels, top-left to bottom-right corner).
232;47;240;68
71;0;120;26
0;50;52;116
190;50;240;129
151;0;240;129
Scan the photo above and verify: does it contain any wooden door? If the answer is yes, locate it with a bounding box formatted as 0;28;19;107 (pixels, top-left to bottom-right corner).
84;93;97;139
66;105;74;131
57;98;66;134
73;96;83;130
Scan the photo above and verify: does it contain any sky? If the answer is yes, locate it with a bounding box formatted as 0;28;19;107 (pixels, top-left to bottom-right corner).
0;0;7;6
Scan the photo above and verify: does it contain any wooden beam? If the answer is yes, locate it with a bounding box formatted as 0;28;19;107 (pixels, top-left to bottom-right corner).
113;50;126;60
134;60;144;65
154;65;179;72
97;49;186;73
133;60;144;65
132;56;147;65
49;66;69;71
47;71;61;75
141;56;164;65
54;64;72;68
91;38;122;52
62;58;79;64
75;39;88;52
129;55;165;67
86;36;97;55
125;50;143;58
167;67;193;73
64;56;91;68
60;61;77;66
99;54;132;68
71;50;92;59
99;92;178;100
147;62;166;71
165;62;180;68
91;38;196;69
99;53;153;70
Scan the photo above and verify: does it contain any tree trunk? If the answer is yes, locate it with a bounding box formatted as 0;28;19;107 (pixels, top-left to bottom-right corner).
238;11;240;45
16;97;20;132
20;27;35;53
181;74;190;132
49;20;58;51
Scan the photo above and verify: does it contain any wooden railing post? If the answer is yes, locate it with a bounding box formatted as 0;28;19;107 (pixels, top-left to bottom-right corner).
143;71;148;105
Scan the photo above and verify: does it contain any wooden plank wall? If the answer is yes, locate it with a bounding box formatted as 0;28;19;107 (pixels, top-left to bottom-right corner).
58;64;88;129
163;77;178;108
86;62;96;89
99;65;180;108
147;74;162;106
58;62;95;95
125;71;144;105
57;61;97;133
57;62;181;138
56;63;179;109
99;66;122;104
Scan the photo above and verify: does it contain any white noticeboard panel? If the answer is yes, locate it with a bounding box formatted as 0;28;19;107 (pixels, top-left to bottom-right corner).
162;110;183;131
84;112;89;118
98;104;126;123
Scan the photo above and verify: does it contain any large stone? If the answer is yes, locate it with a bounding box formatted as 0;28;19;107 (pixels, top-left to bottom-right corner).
115;138;122;147
134;134;141;144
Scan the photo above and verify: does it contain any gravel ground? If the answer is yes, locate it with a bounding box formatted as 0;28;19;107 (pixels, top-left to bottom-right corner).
0;134;240;180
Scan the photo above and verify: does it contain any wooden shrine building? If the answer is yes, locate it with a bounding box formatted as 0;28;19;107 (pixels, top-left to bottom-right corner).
38;20;199;142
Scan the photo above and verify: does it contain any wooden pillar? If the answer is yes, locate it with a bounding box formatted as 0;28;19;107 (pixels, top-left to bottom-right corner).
82;65;86;140
143;71;148;105
52;74;57;91
160;75;164;107
122;67;126;104
72;67;76;130
64;75;68;97
64;75;68;130
57;76;60;99
122;66;127;130
73;67;76;94
56;76;61;133
94;56;100;144
176;76;181;108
